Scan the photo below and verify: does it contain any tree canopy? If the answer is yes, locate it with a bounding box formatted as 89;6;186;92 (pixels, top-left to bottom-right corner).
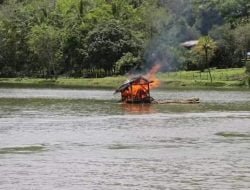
0;0;249;78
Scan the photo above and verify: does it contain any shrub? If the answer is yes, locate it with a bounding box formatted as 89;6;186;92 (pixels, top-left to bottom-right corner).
115;52;141;75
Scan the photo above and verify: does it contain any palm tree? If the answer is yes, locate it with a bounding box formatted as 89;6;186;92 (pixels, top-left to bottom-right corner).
194;36;217;83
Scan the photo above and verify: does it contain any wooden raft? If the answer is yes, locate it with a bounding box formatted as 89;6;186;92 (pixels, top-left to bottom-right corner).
152;97;200;104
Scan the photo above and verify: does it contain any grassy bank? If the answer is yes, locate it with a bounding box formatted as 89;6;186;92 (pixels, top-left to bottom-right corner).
158;68;248;89
0;77;127;89
0;68;248;90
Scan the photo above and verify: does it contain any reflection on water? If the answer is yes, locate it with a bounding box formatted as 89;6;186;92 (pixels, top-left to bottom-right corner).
215;132;250;138
121;103;156;114
0;89;250;189
0;145;46;155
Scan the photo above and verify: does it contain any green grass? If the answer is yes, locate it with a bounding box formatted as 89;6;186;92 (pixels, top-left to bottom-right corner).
0;68;248;89
158;68;247;89
0;76;127;89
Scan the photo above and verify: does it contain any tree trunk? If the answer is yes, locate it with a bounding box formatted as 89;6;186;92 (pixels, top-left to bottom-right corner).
205;49;212;83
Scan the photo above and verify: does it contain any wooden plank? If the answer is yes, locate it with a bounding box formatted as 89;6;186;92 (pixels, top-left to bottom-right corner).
153;98;200;104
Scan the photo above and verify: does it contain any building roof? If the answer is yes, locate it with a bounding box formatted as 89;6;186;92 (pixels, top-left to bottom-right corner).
114;76;152;93
181;40;198;48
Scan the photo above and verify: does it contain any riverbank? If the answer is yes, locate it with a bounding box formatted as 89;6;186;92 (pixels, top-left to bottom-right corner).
0;68;248;90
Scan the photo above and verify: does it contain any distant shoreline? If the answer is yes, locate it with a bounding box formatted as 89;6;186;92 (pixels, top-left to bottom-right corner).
0;69;249;91
0;79;248;89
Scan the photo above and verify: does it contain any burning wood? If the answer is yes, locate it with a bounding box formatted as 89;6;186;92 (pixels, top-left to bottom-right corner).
115;76;153;103
115;64;161;103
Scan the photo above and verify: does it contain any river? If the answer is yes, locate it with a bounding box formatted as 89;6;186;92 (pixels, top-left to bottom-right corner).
0;88;250;190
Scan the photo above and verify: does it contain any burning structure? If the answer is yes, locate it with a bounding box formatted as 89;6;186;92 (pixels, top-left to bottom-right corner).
115;64;161;103
114;64;200;104
115;76;153;103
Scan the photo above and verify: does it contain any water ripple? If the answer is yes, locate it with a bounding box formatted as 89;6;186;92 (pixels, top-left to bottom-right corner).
0;145;46;155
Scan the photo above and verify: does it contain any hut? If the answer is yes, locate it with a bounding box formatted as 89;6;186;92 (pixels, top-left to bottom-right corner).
115;76;153;103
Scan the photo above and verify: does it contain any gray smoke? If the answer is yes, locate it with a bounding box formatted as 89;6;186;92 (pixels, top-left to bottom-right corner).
143;0;223;71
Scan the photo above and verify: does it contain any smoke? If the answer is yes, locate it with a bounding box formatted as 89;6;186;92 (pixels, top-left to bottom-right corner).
145;64;161;77
144;63;161;88
143;0;223;72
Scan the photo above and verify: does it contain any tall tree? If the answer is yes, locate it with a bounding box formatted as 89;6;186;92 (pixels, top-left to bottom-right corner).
85;19;142;75
234;23;250;65
27;24;63;78
194;36;217;82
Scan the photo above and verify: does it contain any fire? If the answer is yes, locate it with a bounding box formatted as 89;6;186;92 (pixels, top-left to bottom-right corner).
127;64;161;101
116;64;162;103
121;81;150;102
130;84;149;98
144;64;161;89
122;103;155;113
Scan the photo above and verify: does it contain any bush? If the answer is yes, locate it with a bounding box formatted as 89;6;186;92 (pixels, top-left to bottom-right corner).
115;52;141;75
0;66;16;77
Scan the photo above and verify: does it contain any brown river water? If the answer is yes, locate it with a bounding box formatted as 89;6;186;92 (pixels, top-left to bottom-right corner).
0;88;250;190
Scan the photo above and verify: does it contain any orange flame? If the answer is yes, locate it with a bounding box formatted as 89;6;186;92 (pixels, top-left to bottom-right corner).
144;64;161;89
121;103;155;113
121;64;162;102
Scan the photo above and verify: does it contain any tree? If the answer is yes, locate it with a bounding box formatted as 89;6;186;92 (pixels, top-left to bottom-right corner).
0;2;34;77
216;0;249;27
85;19;143;75
193;36;217;82
115;52;141;75
193;0;250;28
27;24;63;78
209;24;242;68
0;0;248;78
234;23;250;65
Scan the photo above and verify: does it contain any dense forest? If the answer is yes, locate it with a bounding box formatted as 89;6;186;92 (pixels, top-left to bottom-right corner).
0;0;249;78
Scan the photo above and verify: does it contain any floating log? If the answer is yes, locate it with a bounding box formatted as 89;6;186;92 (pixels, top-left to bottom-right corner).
153;98;200;104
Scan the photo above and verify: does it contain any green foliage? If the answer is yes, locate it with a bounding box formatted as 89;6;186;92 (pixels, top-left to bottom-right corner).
209;24;241;68
193;36;217;82
215;0;250;27
85;20;143;73
0;0;249;78
27;23;63;78
115;52;141;75
233;23;250;64
194;36;217;57
194;0;250;28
